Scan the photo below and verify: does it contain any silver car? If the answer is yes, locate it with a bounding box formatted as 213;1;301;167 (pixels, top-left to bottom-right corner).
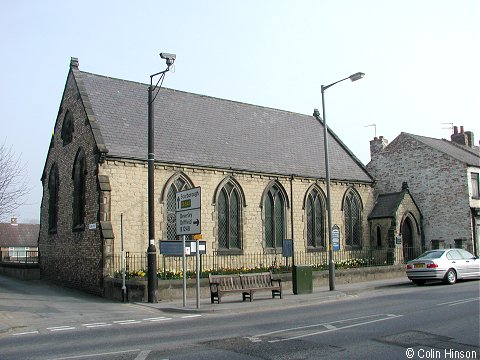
406;248;480;285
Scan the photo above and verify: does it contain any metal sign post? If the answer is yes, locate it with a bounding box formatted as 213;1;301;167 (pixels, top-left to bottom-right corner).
196;240;200;309
175;187;202;308
182;235;187;307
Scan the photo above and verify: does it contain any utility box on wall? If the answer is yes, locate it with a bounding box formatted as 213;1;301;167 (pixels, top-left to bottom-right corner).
292;265;313;294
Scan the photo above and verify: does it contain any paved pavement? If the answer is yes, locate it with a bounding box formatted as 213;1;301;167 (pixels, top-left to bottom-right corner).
0;274;412;335
140;277;412;314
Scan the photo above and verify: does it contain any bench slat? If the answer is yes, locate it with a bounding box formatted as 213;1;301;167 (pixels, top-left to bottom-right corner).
209;272;282;303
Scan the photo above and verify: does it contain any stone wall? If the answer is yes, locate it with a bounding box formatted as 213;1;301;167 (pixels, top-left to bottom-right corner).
38;69;104;295
367;133;471;248
99;159;376;270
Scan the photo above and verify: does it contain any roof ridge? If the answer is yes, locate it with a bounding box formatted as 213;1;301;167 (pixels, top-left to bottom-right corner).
79;70;315;119
444;137;480;157
405;132;480;161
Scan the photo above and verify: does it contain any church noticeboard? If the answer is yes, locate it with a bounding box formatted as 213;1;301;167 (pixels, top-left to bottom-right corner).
332;225;340;251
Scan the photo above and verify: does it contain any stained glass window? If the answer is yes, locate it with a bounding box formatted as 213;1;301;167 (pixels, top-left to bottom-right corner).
264;184;285;249
166;176;192;240
344;190;362;247
217;181;241;250
72;148;86;231
48;164;59;234
306;188;325;248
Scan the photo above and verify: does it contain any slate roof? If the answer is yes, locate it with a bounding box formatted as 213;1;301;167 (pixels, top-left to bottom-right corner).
74;67;373;183
0;223;39;247
406;133;480;167
368;192;404;219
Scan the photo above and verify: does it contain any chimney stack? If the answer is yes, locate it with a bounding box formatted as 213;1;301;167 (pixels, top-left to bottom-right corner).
369;136;388;160
450;125;474;147
465;131;474;147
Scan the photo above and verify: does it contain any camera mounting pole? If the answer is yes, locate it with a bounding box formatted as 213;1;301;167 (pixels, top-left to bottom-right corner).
147;52;176;303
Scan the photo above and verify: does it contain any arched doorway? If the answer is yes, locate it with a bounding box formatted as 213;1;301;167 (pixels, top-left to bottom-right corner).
402;217;414;261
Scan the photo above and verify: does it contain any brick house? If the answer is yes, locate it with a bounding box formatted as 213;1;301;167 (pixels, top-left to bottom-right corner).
367;128;480;255
39;58;421;296
0;217;39;261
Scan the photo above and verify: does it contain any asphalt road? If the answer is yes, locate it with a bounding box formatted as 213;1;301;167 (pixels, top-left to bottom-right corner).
0;275;479;359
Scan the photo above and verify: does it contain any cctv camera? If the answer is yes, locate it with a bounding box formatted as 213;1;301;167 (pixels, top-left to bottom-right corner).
160;53;176;60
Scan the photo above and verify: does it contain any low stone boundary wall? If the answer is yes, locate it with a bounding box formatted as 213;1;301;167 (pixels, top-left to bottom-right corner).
0;262;40;280
104;265;406;302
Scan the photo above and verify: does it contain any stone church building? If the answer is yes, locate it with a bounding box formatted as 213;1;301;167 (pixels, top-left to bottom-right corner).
38;58;422;295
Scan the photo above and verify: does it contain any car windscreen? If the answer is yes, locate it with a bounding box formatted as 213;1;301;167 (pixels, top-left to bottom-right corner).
416;250;445;259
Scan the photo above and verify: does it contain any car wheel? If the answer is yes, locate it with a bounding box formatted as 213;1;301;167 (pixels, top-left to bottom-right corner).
444;269;457;285
413;280;426;286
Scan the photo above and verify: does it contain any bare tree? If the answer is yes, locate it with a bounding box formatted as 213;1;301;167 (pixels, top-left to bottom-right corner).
0;140;30;222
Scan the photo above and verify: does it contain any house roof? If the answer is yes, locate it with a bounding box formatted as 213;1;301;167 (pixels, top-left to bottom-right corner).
0;223;39;247
368;192;404;219
406;133;480;167
70;61;373;183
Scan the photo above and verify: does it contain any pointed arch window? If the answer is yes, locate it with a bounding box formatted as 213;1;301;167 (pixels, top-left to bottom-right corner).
217;181;243;250
376;226;382;248
72;148;86;231
48;164;59;234
264;184;286;249
306;188;325;248
165;175;192;240
61;110;74;146
344;189;362;247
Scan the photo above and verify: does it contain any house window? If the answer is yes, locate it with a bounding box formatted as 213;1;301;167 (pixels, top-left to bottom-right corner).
217;181;242;250
264;183;286;249
306;188;325;248
48;164;59;234
471;172;479;199
166;175;192;240
61;110;74;146
344;189;362;247
72;148;86;231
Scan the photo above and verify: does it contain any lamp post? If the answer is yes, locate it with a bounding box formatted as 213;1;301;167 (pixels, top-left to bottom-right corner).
321;72;364;291
147;52;176;303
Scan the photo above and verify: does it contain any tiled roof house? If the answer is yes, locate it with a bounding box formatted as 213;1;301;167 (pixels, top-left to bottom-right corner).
367;128;480;255
0;217;39;260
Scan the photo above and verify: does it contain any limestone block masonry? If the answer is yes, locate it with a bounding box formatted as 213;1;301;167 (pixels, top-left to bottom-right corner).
100;160;376;259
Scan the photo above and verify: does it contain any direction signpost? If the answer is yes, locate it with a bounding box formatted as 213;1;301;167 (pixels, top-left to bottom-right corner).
175;187;202;308
176;187;201;235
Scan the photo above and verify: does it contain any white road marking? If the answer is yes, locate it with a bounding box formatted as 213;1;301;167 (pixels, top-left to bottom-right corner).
10;312;198;337
268;314;402;343
82;322;112;328
114;319;142;325
324;324;337;330
48;349;141;360
143;316;172;321
249;314;402;343
134;350;152;360
12;330;39;336
47;326;76;332
180;314;202;319
437;297;479;307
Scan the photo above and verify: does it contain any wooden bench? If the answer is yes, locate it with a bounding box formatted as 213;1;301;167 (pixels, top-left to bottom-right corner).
208;272;282;304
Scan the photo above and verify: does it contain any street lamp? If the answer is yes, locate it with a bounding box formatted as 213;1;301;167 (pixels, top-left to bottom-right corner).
147;52;176;303
320;72;364;291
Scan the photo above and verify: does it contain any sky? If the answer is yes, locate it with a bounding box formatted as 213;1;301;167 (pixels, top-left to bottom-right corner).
1;0;479;223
